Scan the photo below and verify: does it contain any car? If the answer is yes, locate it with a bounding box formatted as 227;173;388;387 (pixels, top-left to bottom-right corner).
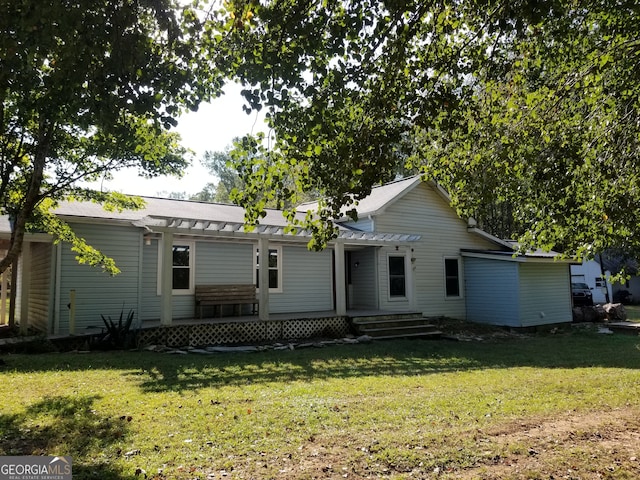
613;289;633;305
571;282;593;306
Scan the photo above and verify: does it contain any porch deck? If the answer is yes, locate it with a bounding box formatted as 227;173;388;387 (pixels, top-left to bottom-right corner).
137;310;424;347
139;309;413;329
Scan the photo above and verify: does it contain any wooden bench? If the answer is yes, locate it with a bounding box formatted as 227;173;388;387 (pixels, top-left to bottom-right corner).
195;284;258;319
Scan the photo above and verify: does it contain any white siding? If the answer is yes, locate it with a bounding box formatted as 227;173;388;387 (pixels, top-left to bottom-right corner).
58;223;141;333
342;217;374;232
269;246;333;314
27;242;52;332
377;247;414;312
350;248;377;309
464;257;520;326
374;183;497;318
140;240;332;319
140;239;160;320
194;241;255;317
140;239;255;321
196;241;253;284
570;260;611;304
519;263;572;326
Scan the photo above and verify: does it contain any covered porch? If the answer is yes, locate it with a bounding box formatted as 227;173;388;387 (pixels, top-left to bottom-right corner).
146;215;421;328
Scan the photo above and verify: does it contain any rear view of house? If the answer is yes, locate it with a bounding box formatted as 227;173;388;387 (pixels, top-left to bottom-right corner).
2;176;574;342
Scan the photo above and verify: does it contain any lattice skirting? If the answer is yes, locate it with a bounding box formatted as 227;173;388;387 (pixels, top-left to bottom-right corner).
138;316;350;347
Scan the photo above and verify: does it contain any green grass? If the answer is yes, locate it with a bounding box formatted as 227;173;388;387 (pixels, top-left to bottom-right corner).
625;304;640;322
1;327;640;479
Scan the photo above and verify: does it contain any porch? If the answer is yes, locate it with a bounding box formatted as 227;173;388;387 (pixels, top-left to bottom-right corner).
136;309;435;347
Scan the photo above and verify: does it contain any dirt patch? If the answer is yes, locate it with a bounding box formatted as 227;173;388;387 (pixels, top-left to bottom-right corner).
448;407;640;479
221;407;640;479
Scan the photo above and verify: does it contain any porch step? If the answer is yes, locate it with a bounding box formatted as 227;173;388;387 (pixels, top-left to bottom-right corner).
350;314;442;340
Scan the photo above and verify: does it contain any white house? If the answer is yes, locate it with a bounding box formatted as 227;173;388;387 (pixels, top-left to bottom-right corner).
2;176;575;342
570;259;613;304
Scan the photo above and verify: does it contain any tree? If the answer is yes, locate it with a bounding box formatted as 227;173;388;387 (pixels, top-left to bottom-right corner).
0;0;222;274
215;1;640;257
199;146;245;203
193;140;318;207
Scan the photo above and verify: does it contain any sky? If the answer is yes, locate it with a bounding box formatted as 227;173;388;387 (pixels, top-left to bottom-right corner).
92;83;266;198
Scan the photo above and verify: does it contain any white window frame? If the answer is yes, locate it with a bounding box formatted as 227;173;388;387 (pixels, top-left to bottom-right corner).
387;253;408;301
253;245;283;293
156;240;195;295
444;256;462;299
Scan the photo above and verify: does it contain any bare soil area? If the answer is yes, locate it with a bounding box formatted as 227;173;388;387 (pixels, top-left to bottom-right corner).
450;407;640;480
238;407;640;479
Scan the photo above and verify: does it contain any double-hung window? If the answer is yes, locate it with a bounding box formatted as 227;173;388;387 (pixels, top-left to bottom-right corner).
157;241;195;295
388;255;406;298
444;257;461;298
172;244;191;291
254;246;282;293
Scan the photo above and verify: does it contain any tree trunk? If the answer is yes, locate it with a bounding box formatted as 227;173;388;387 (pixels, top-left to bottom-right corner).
0;122;51;275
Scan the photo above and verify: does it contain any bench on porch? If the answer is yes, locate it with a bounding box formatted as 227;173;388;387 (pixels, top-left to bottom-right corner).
195;284;258;319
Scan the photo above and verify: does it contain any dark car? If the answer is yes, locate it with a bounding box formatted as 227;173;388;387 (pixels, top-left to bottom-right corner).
613;289;633;304
571;282;593;306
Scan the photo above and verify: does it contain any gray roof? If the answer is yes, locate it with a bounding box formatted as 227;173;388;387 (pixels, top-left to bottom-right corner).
54;196;299;227
460;247;569;262
0;195;421;245
297;176;424;219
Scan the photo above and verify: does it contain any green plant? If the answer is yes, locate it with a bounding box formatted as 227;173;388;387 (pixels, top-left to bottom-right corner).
95;308;137;350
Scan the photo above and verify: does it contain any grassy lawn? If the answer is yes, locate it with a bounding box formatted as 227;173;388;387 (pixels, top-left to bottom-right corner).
1;326;640;479
624;304;640;322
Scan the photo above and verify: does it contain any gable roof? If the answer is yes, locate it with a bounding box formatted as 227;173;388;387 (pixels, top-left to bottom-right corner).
27;196;421;246
298;176;455;220
54;196;296;227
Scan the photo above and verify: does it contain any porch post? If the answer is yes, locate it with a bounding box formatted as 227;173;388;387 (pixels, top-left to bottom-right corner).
334;240;347;316
1;266;7;325
19;242;31;334
258;236;269;320
160;232;173;326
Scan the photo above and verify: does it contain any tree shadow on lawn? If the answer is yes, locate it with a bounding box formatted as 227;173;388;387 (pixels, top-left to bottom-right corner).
0;395;132;479
3;330;640;394
127;331;640;392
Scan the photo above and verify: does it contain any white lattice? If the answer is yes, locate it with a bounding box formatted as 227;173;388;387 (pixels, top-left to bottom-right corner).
139;316;350;347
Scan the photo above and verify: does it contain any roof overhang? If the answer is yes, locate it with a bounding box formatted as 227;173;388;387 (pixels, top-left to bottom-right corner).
461;249;576;264
466;228;514;250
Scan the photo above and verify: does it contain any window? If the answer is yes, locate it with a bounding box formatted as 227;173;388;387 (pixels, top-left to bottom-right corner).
172;244;191;290
254;246;282;292
444;257;461;297
157;240;195;295
388;255;406;298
